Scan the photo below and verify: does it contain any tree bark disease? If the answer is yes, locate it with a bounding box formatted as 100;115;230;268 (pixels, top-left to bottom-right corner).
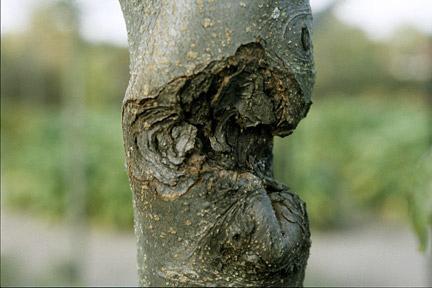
120;1;315;286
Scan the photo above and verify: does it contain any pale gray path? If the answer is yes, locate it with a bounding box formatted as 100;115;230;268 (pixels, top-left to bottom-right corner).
1;210;137;286
1;209;430;287
305;224;430;287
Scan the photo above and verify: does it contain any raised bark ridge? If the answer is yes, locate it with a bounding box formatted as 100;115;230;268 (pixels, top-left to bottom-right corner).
120;1;315;286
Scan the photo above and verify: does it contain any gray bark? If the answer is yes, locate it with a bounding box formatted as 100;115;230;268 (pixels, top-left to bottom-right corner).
119;1;315;286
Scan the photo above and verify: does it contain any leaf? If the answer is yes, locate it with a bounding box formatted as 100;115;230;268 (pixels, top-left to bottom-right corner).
408;148;432;251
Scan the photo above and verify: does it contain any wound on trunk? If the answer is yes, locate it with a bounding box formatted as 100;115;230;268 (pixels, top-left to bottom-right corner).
123;42;313;286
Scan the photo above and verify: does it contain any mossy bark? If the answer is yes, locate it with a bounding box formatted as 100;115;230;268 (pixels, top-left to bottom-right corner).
119;1;315;286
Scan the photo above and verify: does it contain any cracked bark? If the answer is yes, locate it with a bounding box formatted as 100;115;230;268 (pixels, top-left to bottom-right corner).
119;1;315;286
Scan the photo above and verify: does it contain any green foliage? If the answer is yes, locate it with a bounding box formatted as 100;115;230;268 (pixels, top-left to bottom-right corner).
274;96;431;230
312;11;428;98
408;150;432;251
83;44;129;108
2;104;133;229
83;109;132;228
2;105;66;216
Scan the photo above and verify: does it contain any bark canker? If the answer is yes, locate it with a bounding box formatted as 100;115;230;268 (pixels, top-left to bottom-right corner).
120;1;315;286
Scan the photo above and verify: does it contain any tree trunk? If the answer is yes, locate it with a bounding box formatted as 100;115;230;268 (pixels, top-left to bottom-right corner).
119;1;315;286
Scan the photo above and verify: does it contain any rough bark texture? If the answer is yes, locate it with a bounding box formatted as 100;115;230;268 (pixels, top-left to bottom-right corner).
120;1;315;286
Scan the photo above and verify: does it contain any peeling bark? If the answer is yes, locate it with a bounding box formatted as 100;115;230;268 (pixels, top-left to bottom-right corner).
119;1;315;286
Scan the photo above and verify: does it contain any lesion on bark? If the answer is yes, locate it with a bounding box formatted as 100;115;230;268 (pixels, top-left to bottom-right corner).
123;43;312;286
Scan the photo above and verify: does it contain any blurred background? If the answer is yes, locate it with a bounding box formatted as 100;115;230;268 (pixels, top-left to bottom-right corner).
1;0;431;286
